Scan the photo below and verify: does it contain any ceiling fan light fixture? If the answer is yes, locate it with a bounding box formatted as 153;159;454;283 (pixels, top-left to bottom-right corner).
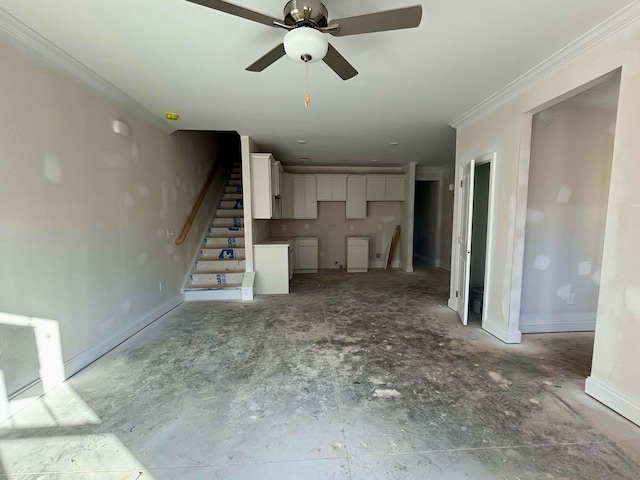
284;27;328;63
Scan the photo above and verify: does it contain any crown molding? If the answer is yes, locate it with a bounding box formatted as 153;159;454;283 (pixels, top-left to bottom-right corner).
0;7;175;134
450;1;640;130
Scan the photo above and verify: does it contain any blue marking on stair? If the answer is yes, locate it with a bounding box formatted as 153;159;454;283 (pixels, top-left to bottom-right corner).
216;274;227;285
227;238;237;247
228;226;240;231
236;186;242;193
219;249;235;259
234;199;242;209
233;218;242;227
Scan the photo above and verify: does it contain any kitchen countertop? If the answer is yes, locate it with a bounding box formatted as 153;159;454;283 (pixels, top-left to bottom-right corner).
255;237;293;247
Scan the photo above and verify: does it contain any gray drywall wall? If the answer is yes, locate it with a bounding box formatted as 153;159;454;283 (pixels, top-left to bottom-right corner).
470;163;490;289
520;77;619;333
0;42;222;396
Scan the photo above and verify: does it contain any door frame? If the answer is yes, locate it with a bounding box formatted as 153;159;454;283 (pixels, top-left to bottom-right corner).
475;153;496;331
450;152;496;329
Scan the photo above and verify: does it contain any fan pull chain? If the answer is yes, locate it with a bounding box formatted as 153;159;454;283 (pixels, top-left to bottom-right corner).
304;63;311;108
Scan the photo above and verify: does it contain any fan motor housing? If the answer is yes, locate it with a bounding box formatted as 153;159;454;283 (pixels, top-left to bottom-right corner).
284;0;329;27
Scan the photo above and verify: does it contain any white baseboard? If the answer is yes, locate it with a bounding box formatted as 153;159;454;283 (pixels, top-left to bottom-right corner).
64;295;183;377
483;319;522;344
4;295;182;422
585;376;640;427
520;312;596;333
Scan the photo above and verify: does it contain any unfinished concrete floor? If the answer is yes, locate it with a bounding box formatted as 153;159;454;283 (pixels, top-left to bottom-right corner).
1;267;639;479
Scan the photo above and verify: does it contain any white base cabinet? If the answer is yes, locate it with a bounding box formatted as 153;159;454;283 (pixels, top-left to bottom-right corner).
347;237;369;273
295;237;318;273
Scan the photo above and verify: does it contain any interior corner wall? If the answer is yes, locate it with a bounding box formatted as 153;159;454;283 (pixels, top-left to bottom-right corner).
451;20;640;426
520;78;619;333
0;41;220;397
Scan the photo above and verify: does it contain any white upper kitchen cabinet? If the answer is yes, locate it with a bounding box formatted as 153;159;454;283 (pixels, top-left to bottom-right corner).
316;174;347;201
366;175;406;201
346;175;367;219
293;175;317;219
250;153;281;219
281;173;294;219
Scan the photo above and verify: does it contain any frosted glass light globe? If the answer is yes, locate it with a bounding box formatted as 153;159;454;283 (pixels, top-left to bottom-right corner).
284;27;329;64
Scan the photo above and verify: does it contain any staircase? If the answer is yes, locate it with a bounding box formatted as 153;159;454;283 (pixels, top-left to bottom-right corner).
184;162;248;301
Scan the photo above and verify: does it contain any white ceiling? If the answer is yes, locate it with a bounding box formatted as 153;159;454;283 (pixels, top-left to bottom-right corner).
0;0;634;167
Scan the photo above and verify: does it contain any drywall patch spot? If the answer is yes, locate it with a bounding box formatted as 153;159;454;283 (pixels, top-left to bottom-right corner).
104;152;127;169
557;187;573;204
526;209;544;224
124;191;134;210
591;271;601;286
137;252;147;266
131;141;140;163
556;284;572;302
578;261;592;276
43;154;62;184
138;183;150;198
171;185;178;201
533;255;551;271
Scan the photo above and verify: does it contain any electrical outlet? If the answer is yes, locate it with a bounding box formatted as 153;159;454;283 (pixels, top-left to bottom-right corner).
376;253;381;259
159;281;163;292
304;223;309;230
282;224;287;231
566;293;575;305
350;224;355;231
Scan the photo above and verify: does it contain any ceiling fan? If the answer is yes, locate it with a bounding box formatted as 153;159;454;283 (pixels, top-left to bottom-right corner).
186;1;423;80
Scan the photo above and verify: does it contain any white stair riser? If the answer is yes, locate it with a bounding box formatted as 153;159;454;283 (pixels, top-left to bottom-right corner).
185;288;242;301
210;220;243;230
229;174;242;180
209;227;244;237
196;260;246;272
200;248;246;259
219;200;243;209
190;272;244;285
221;193;243;201
227;180;242;187
216;209;245;218
204;237;245;248
225;186;243;194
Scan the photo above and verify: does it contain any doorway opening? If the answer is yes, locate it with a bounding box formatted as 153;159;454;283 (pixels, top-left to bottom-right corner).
519;74;620;334
455;153;495;326
468;162;491;325
413;180;439;267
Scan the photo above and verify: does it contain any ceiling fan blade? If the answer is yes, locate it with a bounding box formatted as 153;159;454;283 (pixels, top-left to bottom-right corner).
323;44;358;80
186;0;280;28
329;5;422;37
246;44;286;72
